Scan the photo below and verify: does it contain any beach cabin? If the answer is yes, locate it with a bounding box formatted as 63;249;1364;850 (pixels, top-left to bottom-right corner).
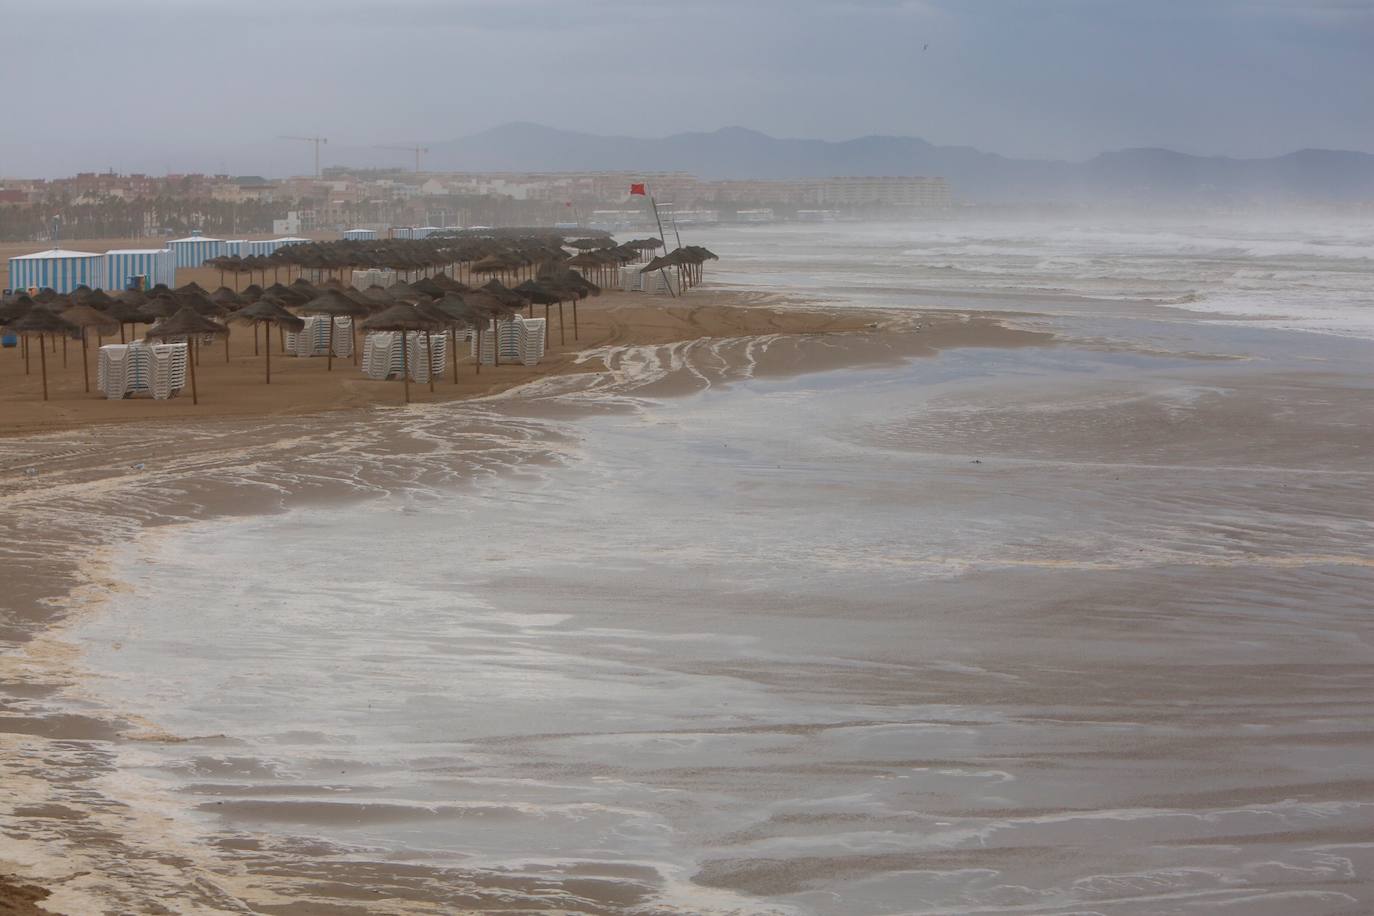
105;248;175;291
167;234;226;269
343;229;378;241
7;249;106;294
222;240;250;258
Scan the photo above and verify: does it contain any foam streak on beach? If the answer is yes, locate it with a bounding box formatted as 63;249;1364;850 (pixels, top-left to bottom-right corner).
2;220;1374;915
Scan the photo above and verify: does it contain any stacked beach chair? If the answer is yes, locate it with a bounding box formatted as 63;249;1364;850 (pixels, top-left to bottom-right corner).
619;266;645;292
361;332;447;382
285;316;353;358
350;268;395;290
97;342;188;399
473;317;546;367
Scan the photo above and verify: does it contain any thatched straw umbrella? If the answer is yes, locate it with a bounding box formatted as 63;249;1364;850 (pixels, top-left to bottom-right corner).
429;294;477;383
233;300;304;384
60;304;120;393
513;278;563;335
106;300;149;344
145;307;228;406
1;294;36;374
361;304;439;404
10;308;78;400
300;290;372;370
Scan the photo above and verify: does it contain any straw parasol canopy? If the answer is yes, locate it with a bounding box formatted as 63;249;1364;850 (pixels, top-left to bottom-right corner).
145;307;228;405
361;304;440;403
209;286;244;309
10;308;78;400
234;300;305;384
61;304;120;393
84;288;117;311
0;293;35;324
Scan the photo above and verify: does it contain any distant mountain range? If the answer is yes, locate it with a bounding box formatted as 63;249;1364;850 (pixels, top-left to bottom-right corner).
423;124;1374;204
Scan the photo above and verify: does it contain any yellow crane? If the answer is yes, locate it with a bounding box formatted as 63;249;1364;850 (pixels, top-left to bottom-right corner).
279;135;328;178
375;144;429;173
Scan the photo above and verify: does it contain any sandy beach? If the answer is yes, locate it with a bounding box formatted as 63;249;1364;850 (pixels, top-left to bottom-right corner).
2;218;1373;914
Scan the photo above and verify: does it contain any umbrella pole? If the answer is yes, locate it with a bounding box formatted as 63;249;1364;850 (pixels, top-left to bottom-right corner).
475;325;481;375
23;336;30;375
38;335;48;401
254;321;259;356
224;328;230;364
573;300;579;340
558;303;565;345
401;332;410;404
326;319;334;371
265;325;271;384
62;334;68;368
353;322;359;366
428;335;435;393
81;328;90;393
189;338;199;405
120;323;126;344
451;327;458;383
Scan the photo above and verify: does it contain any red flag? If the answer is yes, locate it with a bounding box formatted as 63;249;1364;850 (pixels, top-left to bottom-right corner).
629;183;646;196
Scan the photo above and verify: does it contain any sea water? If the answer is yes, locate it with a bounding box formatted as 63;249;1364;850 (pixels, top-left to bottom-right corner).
52;217;1374;914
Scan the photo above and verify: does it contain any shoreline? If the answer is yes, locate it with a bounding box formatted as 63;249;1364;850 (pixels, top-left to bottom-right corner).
0;294;1053;913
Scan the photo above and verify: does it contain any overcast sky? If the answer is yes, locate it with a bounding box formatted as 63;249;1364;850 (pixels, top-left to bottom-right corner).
1;0;1370;178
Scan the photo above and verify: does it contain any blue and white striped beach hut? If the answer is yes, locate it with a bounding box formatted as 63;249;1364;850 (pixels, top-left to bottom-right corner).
222;240;250;258
390;227;415;240
343;229;378;241
167;236;226;269
104;248;175;291
273;237;311;249
7;249;106;293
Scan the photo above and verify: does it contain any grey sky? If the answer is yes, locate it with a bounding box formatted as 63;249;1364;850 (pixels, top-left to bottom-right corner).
1;0;1371;178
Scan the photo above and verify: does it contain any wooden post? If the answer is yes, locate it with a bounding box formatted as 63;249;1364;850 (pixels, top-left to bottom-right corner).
81;328;90;393
573;300;579;340
450;327;458;383
558;303;565;345
428;335;435;393
224;328;230;364
37;334;48;401
326;317;334;371
189;338;199;404
265;323;271;384
62;334;68;368
400;331;410;403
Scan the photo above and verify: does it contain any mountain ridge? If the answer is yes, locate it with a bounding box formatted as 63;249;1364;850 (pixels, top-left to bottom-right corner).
422;124;1374;203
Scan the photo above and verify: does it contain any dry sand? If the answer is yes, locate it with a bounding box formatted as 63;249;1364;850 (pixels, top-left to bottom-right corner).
0;286;1035;436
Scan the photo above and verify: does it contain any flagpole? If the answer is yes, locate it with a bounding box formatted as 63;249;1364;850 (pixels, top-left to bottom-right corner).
645;186;678;298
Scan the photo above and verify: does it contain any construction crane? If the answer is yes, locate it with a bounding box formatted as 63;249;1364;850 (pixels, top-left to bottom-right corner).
375;144;429;173
279;135;328;178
